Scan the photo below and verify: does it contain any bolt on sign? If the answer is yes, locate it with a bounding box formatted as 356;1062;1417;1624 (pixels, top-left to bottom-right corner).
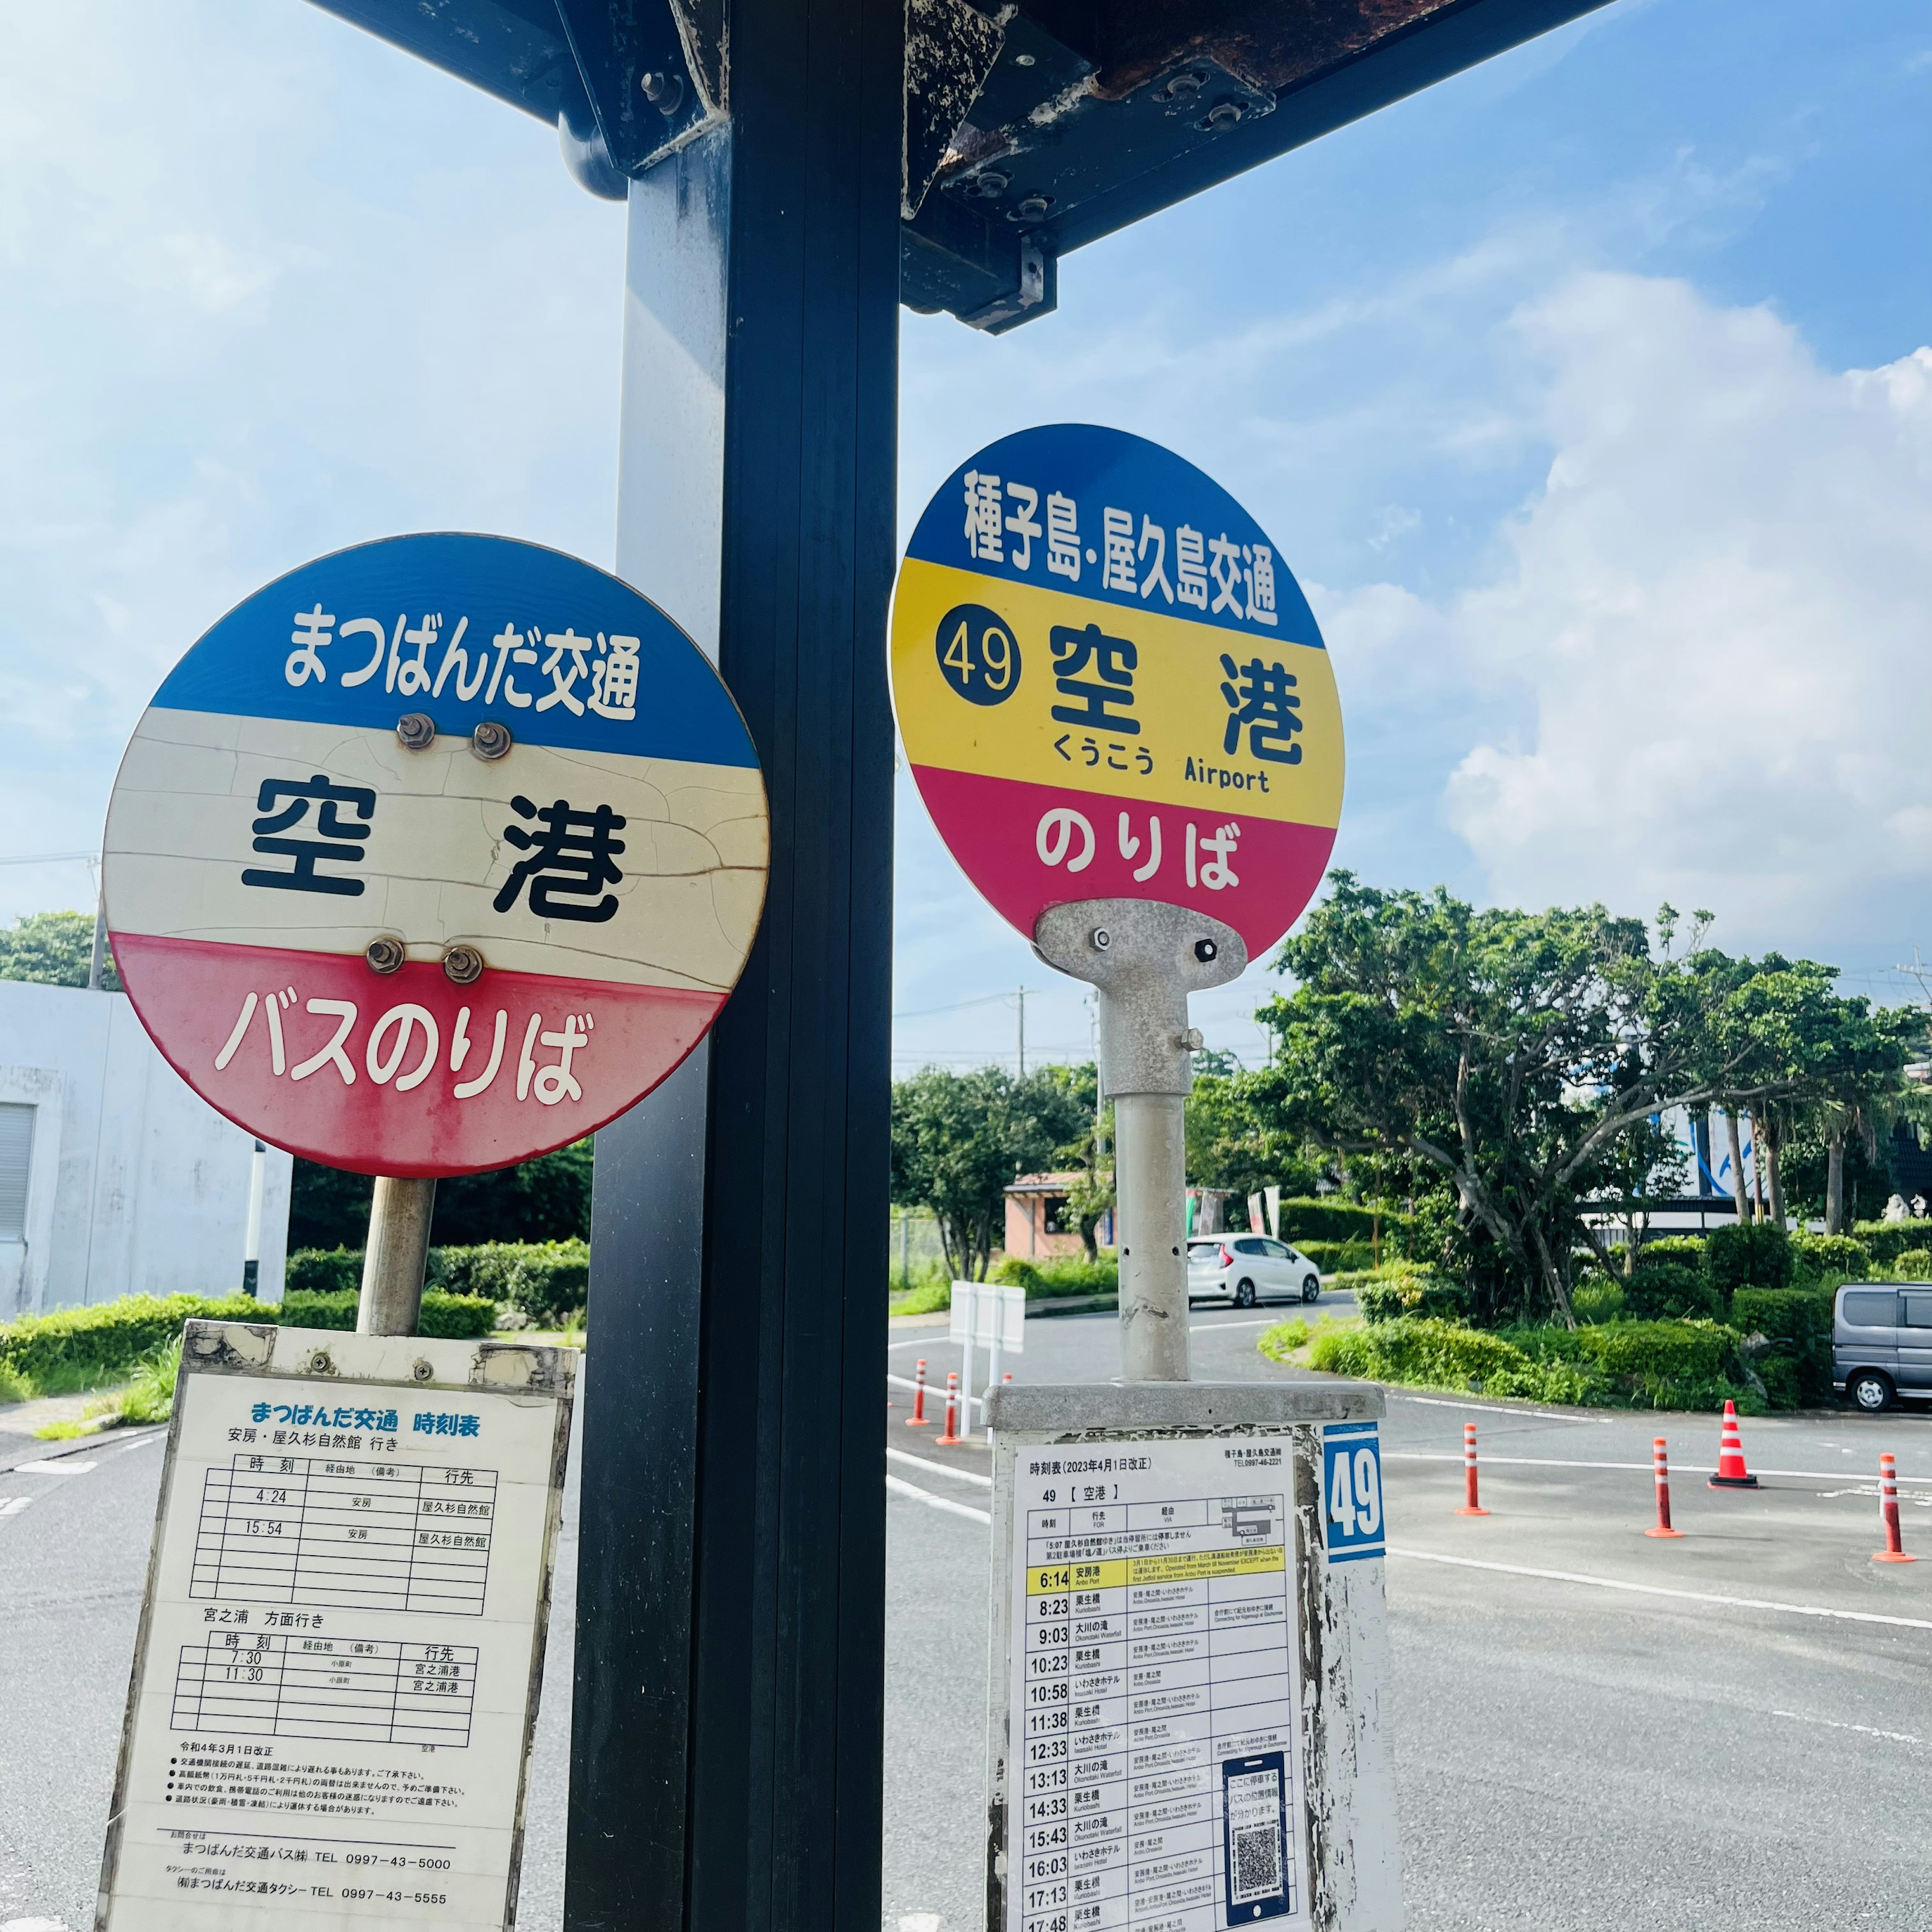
103;534;768;1176
95;1320;575;1932
890;425;1342;955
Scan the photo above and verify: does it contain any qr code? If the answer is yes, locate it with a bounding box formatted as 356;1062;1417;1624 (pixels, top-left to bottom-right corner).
1231;1823;1280;1903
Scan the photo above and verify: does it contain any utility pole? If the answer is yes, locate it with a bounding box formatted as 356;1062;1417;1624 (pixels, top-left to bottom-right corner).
1016;983;1026;1077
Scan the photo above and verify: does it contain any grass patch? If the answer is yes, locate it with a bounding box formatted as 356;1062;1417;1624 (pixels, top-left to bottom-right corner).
1256;1318;1313;1361
35;1336;184;1437
890;1278;953;1317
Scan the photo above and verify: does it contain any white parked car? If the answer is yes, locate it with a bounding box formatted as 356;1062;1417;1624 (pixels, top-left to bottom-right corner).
1187;1235;1322;1308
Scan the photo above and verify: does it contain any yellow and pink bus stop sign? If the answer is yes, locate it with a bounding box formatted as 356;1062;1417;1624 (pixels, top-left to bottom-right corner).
890;424;1342;956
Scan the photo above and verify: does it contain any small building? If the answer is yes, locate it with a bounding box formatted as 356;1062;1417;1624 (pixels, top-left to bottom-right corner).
0;980;292;1315
1004;1172;1111;1260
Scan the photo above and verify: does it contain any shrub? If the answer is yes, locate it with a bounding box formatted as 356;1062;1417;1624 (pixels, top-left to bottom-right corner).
1293;1239;1375;1273
1893;1248;1932;1282
290;1241;595;1325
1706;1223;1792;1299
1300;1312;1756;1411
279;1290;497;1339
1624;1260;1720;1321
433;1240;589;1324
1571;1282;1626;1324
1791;1233;1872;1282
1852;1222;1931;1267
1275;1198;1410;1246
1639;1235;1708;1261
1354;1268;1468;1325
992;1255;1117;1299
0;1294;263;1389
1306;1317;1603;1405
1731;1285;1834;1405
285;1247;364;1295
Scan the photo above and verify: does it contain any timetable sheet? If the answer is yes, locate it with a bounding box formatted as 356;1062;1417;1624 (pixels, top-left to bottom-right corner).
1006;1435;1312;1932
98;1331;572;1932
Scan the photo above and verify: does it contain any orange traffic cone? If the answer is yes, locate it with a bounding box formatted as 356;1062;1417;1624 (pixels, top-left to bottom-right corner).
1709;1399;1759;1490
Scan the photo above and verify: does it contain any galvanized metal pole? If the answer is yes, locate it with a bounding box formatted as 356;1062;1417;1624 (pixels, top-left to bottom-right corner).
357;1175;436;1336
1033;900;1246;1384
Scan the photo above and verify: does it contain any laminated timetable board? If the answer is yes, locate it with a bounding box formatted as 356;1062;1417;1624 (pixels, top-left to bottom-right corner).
96;1320;578;1932
984;1384;1403;1932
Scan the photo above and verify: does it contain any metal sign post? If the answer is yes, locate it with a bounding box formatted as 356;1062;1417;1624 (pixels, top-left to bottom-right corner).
890;424;1345;1383
892;426;1404;1925
92;531;768;1930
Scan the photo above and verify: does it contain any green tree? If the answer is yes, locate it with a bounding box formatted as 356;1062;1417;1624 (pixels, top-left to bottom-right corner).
0;909;119;990
1258;875;1787;1326
1184;1069;1324;1221
891;1066;1089;1280
288;1141;595;1251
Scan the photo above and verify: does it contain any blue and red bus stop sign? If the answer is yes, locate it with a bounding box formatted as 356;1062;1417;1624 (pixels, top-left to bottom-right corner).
102;533;768;1177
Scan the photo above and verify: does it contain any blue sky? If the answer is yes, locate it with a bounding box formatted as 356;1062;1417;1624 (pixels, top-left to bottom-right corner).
3;0;1927;1075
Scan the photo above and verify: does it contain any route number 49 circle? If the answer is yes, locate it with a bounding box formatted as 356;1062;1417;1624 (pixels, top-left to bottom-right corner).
935;603;1021;707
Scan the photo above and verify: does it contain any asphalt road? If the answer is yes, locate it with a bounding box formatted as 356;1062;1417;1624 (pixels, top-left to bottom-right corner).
7;1300;1932;1932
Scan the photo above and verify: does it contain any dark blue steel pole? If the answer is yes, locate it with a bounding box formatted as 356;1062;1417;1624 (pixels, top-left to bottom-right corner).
564;0;900;1920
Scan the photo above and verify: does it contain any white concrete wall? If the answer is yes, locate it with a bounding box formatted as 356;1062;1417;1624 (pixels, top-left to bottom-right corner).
0;981;291;1315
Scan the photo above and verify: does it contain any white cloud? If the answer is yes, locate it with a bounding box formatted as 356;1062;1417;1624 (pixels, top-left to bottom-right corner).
1431;272;1932;942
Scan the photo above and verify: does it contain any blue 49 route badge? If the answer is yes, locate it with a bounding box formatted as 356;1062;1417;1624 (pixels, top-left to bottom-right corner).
1322;1422;1386;1563
103;534;768;1177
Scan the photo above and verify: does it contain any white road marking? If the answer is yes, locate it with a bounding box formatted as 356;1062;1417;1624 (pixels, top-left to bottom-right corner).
2;1917;71;1931
886;1474;992;1526
0;1497;32;1517
1770;1710;1923;1747
11;1458;96;1475
1388;1392;1594;1423
899;1915;942;1932
1189;1318;1279;1333
1390;1547;1932;1631
1385;1451;1932;1485
887;1446;992;1489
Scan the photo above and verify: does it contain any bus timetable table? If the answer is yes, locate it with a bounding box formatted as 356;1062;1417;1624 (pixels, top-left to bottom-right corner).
191;1453;498;1614
171;1631;481;1747
1011;1441;1312;1932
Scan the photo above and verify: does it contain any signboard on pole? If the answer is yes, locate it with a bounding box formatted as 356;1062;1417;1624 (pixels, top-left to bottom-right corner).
985;1384;1404;1932
97;1320;577;1932
103;533;768;1177
890;426;1342;956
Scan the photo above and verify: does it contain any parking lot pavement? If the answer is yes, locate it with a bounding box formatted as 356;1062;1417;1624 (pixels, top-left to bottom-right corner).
880;1317;1932;1932
11;1324;1931;1932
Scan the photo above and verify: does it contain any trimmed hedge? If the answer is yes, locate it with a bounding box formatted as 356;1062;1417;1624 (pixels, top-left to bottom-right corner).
1731;1286;1835;1404
0;1294;263;1386
1303;1313;1759;1412
1853;1222;1932;1266
992;1255;1118;1299
1355;1268;1469;1325
1895;1247;1932;1281
1624;1259;1720;1321
0;1287;496;1393
1792;1233;1872;1281
279;1291;497;1339
1294;1239;1376;1273
434;1242;588;1324
1275;1199;1410;1245
1706;1222;1792;1296
288;1241;592;1325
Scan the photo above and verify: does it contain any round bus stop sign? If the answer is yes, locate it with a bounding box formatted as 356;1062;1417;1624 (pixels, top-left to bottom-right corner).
103;533;767;1177
890;425;1342;955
